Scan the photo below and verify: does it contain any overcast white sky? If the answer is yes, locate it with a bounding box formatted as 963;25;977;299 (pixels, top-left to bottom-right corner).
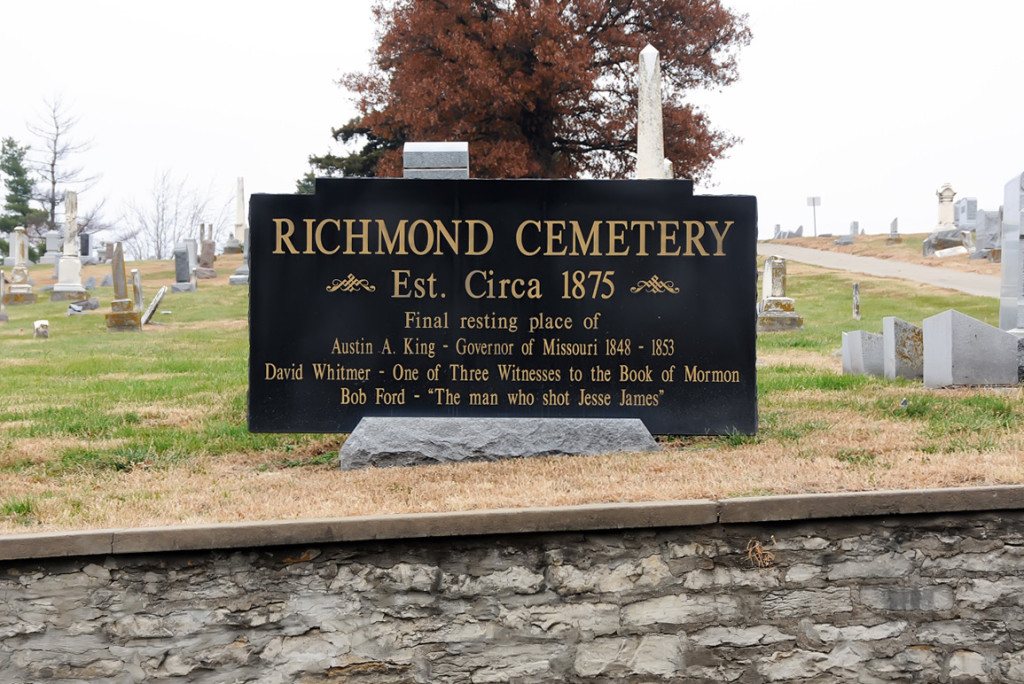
2;0;1023;243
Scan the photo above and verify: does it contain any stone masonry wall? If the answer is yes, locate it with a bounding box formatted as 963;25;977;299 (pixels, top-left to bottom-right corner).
3;509;1024;682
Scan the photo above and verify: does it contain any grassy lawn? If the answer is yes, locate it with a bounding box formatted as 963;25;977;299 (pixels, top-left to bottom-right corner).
1;249;1021;533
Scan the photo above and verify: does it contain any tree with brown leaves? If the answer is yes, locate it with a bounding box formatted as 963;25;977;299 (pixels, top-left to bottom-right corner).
312;0;750;181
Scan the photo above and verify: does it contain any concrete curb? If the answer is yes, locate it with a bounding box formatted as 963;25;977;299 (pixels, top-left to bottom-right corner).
2;486;1023;562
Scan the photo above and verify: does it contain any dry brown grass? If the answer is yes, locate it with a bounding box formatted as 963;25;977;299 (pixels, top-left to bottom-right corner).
3;356;1023;535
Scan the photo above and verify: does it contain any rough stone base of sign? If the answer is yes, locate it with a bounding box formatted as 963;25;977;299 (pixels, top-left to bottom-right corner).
339;417;659;470
195;267;217;279
228;274;249;286
170;282;197;293
2;292;37;305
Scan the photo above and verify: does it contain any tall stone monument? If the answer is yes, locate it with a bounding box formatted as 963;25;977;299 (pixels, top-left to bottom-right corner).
51;191;88;301
636;44;672;180
105;243;142;332
924;183;973;256
3;226;37;305
223;177;244;255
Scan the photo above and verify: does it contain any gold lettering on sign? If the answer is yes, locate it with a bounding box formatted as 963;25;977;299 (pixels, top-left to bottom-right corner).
630;275;680;294
326;274;376;293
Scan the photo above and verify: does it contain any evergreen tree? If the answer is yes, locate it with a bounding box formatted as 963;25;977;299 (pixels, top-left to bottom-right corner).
0;137;45;234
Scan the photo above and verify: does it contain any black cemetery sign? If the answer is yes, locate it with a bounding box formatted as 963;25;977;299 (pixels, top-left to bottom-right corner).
248;178;757;434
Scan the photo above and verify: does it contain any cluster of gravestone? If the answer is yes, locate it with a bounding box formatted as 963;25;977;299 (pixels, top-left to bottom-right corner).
171;178;250;292
0;179;252;332
842;173;1024;387
922;183;1001;261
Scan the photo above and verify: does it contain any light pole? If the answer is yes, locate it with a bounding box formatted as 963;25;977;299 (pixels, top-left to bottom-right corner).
807;196;821;237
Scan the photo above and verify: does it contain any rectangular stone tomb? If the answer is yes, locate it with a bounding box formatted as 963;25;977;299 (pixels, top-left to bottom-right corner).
923;310;1018;388
248;178;758;435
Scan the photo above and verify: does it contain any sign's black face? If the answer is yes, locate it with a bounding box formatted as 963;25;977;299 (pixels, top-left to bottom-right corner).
249;178;757;434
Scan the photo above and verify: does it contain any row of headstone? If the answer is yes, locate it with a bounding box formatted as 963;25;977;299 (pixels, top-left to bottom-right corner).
772;225;803;240
843;311;1021;387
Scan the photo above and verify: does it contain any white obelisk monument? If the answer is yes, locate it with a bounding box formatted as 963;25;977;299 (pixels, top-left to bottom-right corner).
637;44;673;180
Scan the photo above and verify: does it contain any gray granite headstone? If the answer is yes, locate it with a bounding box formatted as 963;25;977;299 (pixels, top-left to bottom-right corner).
843;330;884;377
172;242;196;292
339;418;659;470
1000;173;1024;332
924;309;1018;387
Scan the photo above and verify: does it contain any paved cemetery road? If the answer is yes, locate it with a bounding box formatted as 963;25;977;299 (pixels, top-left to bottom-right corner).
757;243;1000;299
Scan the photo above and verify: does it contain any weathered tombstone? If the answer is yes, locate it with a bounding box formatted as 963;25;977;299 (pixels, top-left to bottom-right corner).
40;230;61;265
773;224;781;239
850;221;859;237
141;286;167;325
843;330;884;376
636;44;673;179
954;197;978;233
882;316;923;381
923;309;1018;387
756;255;803;332
402;142;470;179
131;268;145;310
171;242;196;293
3;227;37;305
104;243;142;332
229;228;250;286
1000;172;1024;333
972;210;1001;261
224;178;245;254
33;319;49;339
51;192;88;302
834;235;854;246
887;217;901;244
83;275;97;291
196;232;218;279
852;282;860;320
103;242;115;263
100;274;113;288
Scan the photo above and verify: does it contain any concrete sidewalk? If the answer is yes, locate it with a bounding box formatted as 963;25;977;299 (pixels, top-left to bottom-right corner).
757;243;1000;299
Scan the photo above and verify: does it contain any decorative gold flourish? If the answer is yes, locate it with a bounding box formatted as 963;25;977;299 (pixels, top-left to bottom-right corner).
326;274;376;293
630;275;680;294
